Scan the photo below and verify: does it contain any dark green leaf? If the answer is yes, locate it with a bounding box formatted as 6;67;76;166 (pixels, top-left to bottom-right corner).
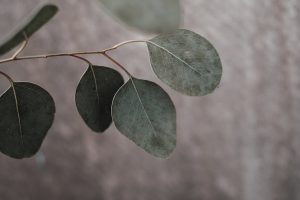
75;65;124;133
112;78;176;158
147;29;222;96
0;82;55;159
0;3;58;55
99;0;180;33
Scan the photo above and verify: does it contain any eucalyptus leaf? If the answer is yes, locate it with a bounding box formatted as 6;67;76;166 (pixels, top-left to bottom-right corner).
98;0;180;33
112;78;176;158
0;3;58;55
75;65;124;132
147;29;222;96
0;82;55;159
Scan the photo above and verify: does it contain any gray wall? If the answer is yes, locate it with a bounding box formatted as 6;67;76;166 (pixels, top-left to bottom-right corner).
0;0;300;199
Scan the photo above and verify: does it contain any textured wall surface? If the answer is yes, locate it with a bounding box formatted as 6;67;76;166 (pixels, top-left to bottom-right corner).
0;0;300;200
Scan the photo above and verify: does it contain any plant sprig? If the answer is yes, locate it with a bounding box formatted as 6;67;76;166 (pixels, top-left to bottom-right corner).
0;3;222;159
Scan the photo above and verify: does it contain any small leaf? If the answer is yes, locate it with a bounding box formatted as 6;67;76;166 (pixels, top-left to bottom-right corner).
98;0;180;33
75;65;124;132
0;82;55;159
0;3;58;55
147;29;222;96
112;78;176;158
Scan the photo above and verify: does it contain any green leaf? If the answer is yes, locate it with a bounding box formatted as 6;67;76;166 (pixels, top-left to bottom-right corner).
0;3;58;55
75;65;124;133
112;78;176;158
147;29;222;96
0;82;55;159
98;0;180;33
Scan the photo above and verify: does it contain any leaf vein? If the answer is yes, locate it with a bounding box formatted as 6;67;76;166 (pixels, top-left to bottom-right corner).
130;78;157;136
11;84;24;151
147;40;202;76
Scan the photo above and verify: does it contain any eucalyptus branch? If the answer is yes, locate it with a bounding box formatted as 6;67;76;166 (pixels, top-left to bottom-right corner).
0;40;146;76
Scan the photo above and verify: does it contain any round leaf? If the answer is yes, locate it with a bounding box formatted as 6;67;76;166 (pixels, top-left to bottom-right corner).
0;3;58;55
98;0;180;33
112;78;176;158
147;29;222;96
75;65;124;133
0;82;55;159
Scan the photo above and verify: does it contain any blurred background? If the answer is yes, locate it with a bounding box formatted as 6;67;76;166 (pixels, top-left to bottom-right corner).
0;0;300;199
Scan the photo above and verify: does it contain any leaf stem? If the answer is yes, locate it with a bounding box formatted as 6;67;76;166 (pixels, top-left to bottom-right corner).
101;52;132;77
70;55;92;66
11;32;28;59
101;40;146;52
0;71;14;86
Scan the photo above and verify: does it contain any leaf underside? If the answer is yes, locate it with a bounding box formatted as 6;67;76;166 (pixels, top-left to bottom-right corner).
75;65;124;133
0;82;55;159
112;78;176;158
99;0;180;33
147;29;222;96
0;3;58;55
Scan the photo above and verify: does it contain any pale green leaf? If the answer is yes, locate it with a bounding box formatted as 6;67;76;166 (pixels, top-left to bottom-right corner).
99;0;180;33
112;78;176;158
0;82;55;159
147;29;222;96
75;65;124;133
0;3;58;55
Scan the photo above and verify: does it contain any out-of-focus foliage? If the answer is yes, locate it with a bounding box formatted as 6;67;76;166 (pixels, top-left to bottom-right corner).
0;3;58;55
98;0;181;33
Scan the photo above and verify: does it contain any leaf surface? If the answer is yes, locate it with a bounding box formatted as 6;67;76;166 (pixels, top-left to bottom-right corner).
112;78;176;158
0;82;55;159
76;65;124;132
147;29;222;96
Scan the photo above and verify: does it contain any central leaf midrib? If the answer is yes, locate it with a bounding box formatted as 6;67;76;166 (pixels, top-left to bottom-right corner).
130;78;158;136
90;66;104;129
89;66;100;104
148;40;203;76
11;84;24;151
